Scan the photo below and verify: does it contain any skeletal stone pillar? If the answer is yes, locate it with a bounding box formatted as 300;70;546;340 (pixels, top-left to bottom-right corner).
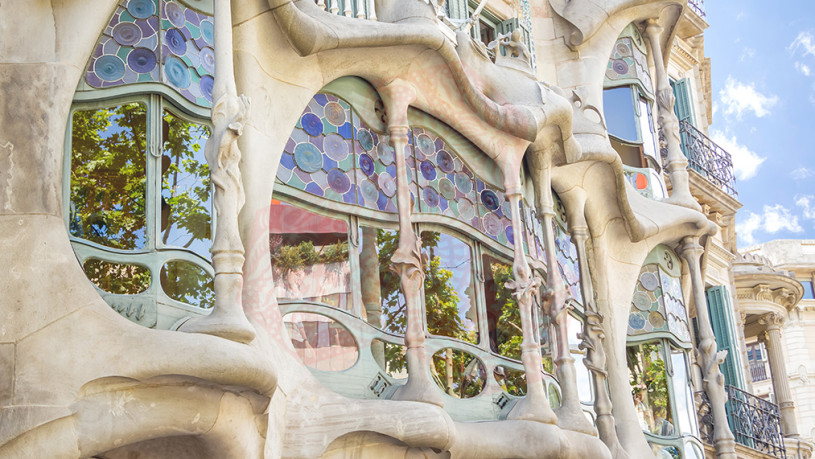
680;236;736;458
644;19;700;212
360;226;384;367
759;313;800;438
389;124;443;406
179;0;255;343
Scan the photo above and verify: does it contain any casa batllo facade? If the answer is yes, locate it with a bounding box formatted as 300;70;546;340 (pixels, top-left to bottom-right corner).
1;0;810;458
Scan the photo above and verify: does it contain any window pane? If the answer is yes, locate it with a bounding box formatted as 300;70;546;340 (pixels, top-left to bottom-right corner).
639;98;658;160
422;231;478;344
283;312;359;371
371;338;407;379
568;315;593;403
627;342;675;437
603;87;639;142
801;280;814;299
160;260;214;309
484;254;522;359
671;349;698;436
83;258;151;294
358;226;405;334
431;348;486;398
270;201;352;311
160;110;212;259
494;365;527;396
70;103;147;249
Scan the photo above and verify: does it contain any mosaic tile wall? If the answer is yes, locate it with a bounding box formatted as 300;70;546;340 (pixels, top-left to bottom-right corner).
604;33;652;92
85;0;214;108
628;263;691;342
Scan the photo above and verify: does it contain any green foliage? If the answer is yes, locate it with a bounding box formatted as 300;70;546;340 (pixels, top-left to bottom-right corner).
270;240;350;272
83;259;151;295
161;261;215;309
490;262;523;360
628;342;671;428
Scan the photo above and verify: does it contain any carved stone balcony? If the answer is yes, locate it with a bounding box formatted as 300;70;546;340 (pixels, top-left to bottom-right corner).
679;120;737;198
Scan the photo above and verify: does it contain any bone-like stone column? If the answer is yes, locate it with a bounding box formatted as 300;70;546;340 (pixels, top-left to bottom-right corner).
759;313;800;438
644;19;701;212
179;0;255;343
680;236;736;458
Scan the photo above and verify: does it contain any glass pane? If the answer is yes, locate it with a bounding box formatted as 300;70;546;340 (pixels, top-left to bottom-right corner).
430;348;486;398
653;445;680;459
358;226;405;334
422;231;478;344
70;103;147;249
639;98;658;160
160;110;212;259
494;365;527;396
567;315;593;403
627;342;675;437
672;349;698;436
371;339;407;379
802;280;814;299
283;312;359;371
548;383;562;409
160;260;214;309
83;258;151;294
270;201;352;311
484;254;522;359
603;87;639;142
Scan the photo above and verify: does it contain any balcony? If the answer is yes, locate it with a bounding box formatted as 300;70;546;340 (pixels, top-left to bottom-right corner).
750;360;770;382
314;0;377;20
698;386;787;459
688;0;706;18
679;120;738;198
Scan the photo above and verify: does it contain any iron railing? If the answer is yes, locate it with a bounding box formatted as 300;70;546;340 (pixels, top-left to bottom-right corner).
750;361;770;382
697;386;787;458
688;0;706;17
314;0;377;20
679;120;738;198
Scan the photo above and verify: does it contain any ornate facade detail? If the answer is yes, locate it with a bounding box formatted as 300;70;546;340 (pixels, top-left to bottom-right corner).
754;284;775;302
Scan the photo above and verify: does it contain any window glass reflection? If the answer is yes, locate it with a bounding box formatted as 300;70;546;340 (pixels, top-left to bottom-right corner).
358;226;405;334
603;87;639;142
270;201;352;311
371;339;407;379
160;110;212;259
70;103;147;249
628;342;675;437
422;231;478;344
671;348;698;436
83;259;151;294
431;348;486;398
567;315;593;403
639;98;658;161
160;260;214;309
283;312;359;371
494;365;527;396
484;254;522;359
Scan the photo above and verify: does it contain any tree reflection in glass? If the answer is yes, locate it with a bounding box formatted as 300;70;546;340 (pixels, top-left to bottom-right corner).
431;348;486;398
627;342;675;437
161;110;212;259
70;103;147;249
371;339;407;379
269;201;352;310
83;259;151;294
160;260;214;309
483;254;522;360
494;365;527;396
422;231;478;344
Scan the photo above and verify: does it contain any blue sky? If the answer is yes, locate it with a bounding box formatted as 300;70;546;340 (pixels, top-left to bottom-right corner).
704;0;815;247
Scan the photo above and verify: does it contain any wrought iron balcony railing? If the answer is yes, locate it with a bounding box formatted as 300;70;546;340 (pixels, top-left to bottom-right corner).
750;361;770;382
698;386;787;458
688;0;706;18
679;120;738;198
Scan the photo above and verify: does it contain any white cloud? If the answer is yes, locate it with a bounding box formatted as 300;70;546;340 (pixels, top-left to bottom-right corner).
796;195;815;220
709;130;766;180
791;167;815;180
737;204;803;246
796;61;812;76
719;76;778;119
789;31;815;58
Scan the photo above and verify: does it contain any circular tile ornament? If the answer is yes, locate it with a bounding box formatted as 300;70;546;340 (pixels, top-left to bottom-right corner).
300;113;323;137
416;134;434;156
201;19;214;45
423;187;439;208
481;190;500;211
200;47;215;74
628;313;646;330
439;178;456;200
379;172;396;197
165;28;187;56
357;129;374;151
632;291;652;311
483;212;502;236
165;1;186;28
359;154;375;176
377;142;394;165
640;271;659;291
459;199;475;220
127;48;156;73
127;0;155;19
293;142;323;173
649;311;665;328
612;59;629;75
200;75;213;101
454;172;472;194
324;102;346;126
323;134;349;161
327;168;351;194
95;55;126;82
437;150;454;173
360;179;378;203
505;226;514;245
164;56;190;88
112;22;142;46
616;42;631;57
420;160;436;181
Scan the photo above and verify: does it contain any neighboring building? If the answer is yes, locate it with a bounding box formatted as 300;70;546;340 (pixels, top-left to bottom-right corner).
1;0;811;459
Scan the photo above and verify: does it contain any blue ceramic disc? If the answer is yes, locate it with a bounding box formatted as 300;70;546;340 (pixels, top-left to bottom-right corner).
95;55;126;82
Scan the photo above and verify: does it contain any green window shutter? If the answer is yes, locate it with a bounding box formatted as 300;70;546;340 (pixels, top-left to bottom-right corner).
671;78;695;126
447;0;468;21
705;286;746;390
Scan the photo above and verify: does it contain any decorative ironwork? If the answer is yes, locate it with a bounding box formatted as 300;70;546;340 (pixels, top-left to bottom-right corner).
688;0;706;17
679;120;738;198
750;361;770;382
697;390;715;445
726;385;787;458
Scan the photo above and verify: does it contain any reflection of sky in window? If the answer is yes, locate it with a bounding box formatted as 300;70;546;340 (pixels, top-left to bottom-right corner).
429;233;477;336
603;86;639;142
671;350;697;436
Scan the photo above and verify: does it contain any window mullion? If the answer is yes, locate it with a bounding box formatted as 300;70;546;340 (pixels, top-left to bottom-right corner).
148;94;163;252
348;215;364;318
